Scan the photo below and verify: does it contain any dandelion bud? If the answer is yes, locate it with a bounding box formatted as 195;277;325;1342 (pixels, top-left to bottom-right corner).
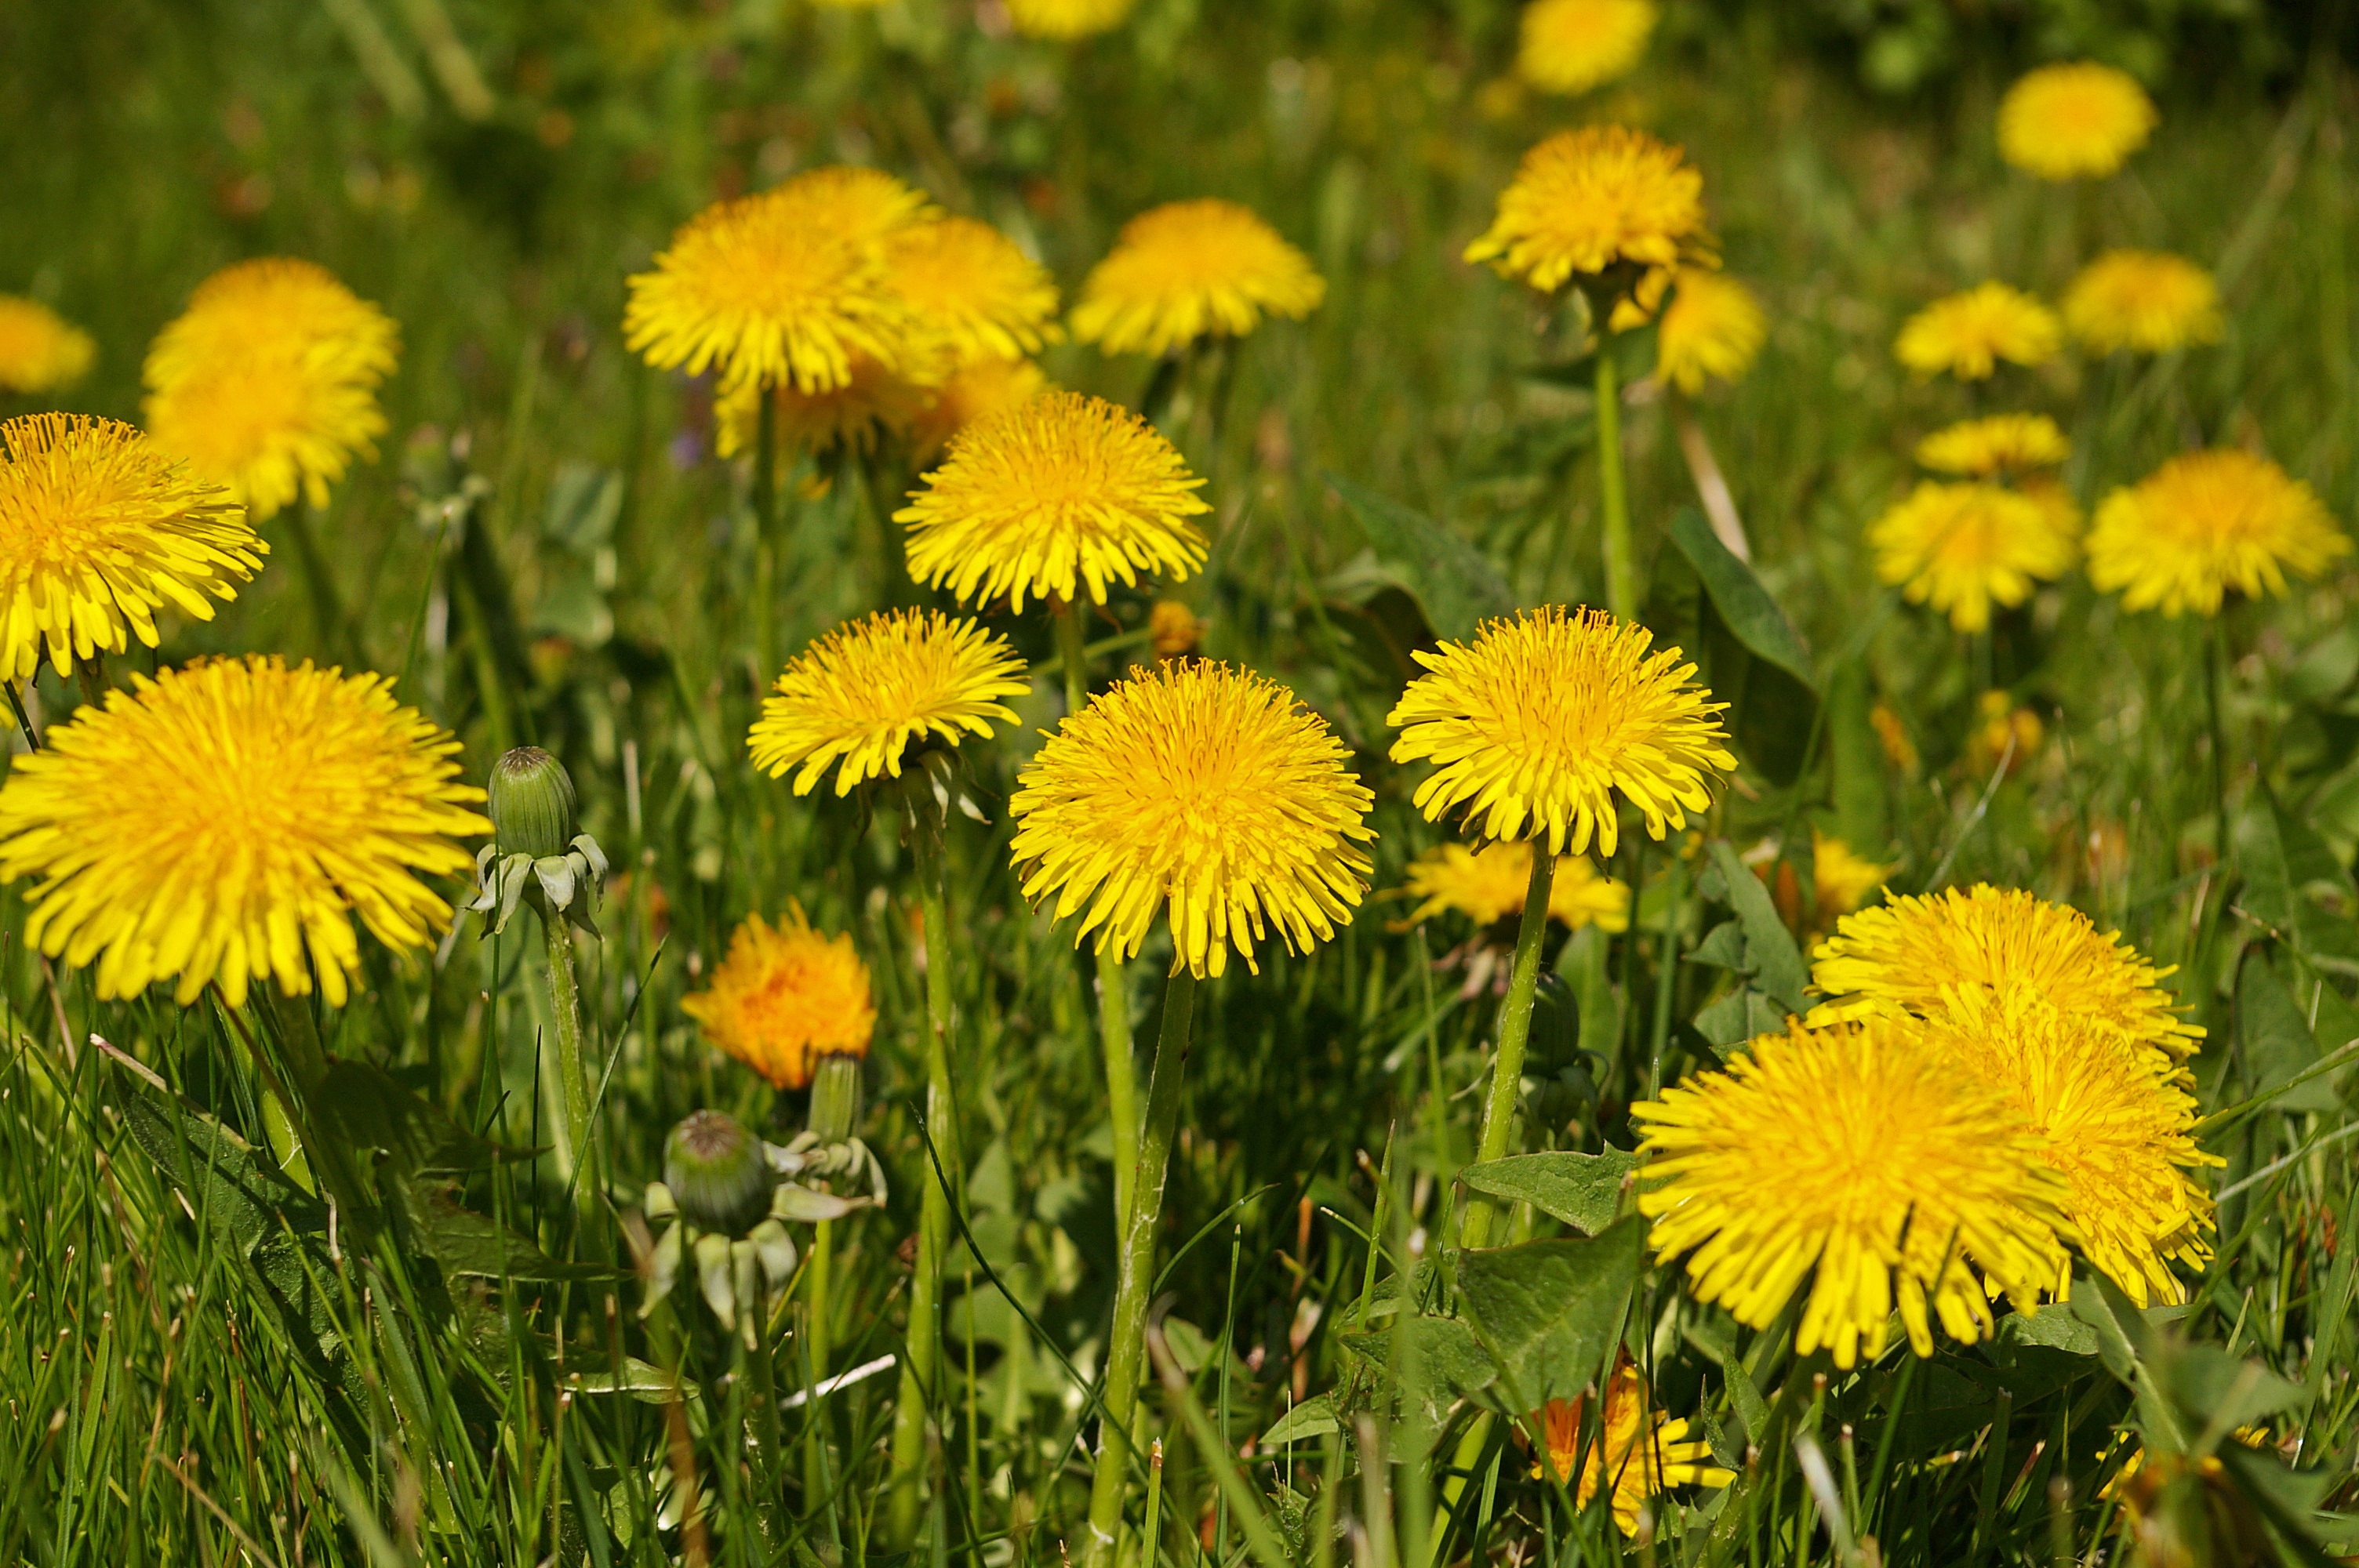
809;1052;865;1145
663;1110;773;1236
489;746;579;860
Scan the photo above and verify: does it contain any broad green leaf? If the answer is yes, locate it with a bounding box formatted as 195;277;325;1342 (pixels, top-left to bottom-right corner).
1456;1149;1637;1236
1693;987;1779;1053
398;1178;616;1282
315;1059;514;1175
1707;840;1808;1018
1558;924;1623;1058
1259;1392;1341;1447
1338;1312;1496;1428
1689;919;1749;970
2239;955;2345;1112
1456;1215;1645;1410
1323;471;1514;642
1826;662;1888;849
1662;508;1817;783
2238;791;2359;975
1668;508;1814;688
1997;1306;2099;1356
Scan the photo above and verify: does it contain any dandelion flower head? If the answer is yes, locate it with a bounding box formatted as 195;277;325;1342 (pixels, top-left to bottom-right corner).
1634;1015;2069;1370
0;655;488;1008
1610;267;1765;394
1006;0;1136;39
1387;606;1736;858
2087;449;2350;618
0;413;264;681
713;349;950;462
887;216;1063;366
1867;480;2078;633
1148;598;1206;659
1532;1359;1732;1534
1515;0;1657;96
1009;660;1375;978
748;608;1029;797
1801;830;1891;920
1812;883;2203;1058
1403;840;1630;932
911;357;1051;460
1997;62;2157;181
0;296;96;395
1068;200;1325;359
682;906;877;1091
142;258;400;519
1465;127;1709;293
1895;283;2061;381
2064;250;2224;356
1914;413;2070;478
897;391;1211;611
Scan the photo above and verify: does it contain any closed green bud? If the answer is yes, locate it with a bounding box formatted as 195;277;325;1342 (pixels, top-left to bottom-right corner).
809;1052;864;1145
663;1110;772;1236
489;746;577;859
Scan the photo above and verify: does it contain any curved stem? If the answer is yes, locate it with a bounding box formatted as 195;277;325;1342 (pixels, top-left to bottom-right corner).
1594;336;1635;622
1459;846;1555;1250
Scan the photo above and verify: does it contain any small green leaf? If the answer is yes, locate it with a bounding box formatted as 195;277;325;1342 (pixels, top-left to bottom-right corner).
1457;1215;1645;1410
1689;919;1749;970
1456;1149;1637;1236
1668;509;1814;690
1338;1312;1497;1428
1323;471;1514;642
2239;955;2346;1112
1259;1392;1341;1448
1997;1306;2099;1356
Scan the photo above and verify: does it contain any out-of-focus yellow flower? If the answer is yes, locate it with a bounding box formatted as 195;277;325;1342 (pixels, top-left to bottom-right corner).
885;216;1063;366
1148;599;1205;659
1514;0;1656;96
1069;200;1325;359
1465;127;1710;294
1869;702;1918;773
1895;283;2062;381
1611;267;1765;394
1968;690;2045;775
1808;832;1890;918
1006;0;1135;38
1530;1358;1732;1534
1914;413;2069;478
0;296;96;395
682;906;876;1091
2088;449;2350;617
1402;840;1630;931
713;348;951;462
1867;481;2079;633
910;357;1051;461
1997;62;2157;181
2063;250;2224;356
1008;660;1375;978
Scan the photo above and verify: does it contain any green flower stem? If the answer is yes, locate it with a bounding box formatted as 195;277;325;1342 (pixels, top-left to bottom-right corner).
286;500;359;670
2205;619;2230;860
754;383;780;682
540;898;600;1225
1648;848;1684;1100
1081;966;1198;1568
887;804;966;1545
1058;601;1140;1227
1594;332;1637;622
803;1214;835;1515
1458;845;1555;1251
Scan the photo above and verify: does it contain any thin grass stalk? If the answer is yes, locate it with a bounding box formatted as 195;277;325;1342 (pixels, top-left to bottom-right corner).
1458;847;1555;1250
1081;967;1199;1568
1594;333;1636;622
1059;601;1140;1226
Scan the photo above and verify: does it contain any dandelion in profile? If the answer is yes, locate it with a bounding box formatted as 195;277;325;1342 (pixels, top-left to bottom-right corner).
0;413;264;681
887;217;1063;365
1404;840;1630;931
0;296;96;395
1069;200;1325;359
1387;607;1735;857
898;391;1211;610
1997;62;2157;181
1895;283;2061;381
749;608;1029;797
1867;481;2078;633
1009;660;1374;978
1634;1015;2069;1370
1531;1358;1732;1532
1514;0;1657;96
682;906;877;1090
1611;267;1765;394
1812;884;2204;1059
0;655;488;1007
1006;0;1136;38
1914;412;2070;478
2087;449;2349;617
142;258;400;518
2064;251;2224;356
1465;127;1709;293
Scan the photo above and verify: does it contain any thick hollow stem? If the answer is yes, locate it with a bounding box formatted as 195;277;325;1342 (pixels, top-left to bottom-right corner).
753;384;780;682
2206;620;2231;861
540;903;601;1230
1594;338;1636;622
1458;846;1556;1251
1081;967;1199;1568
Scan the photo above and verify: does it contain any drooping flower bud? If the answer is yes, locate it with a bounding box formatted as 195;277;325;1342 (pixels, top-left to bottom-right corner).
489;746;578;860
663;1109;773;1236
809;1051;865;1145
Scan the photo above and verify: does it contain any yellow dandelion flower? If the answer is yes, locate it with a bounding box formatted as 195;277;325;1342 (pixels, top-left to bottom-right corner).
897;390;1212;611
0;296;96;395
713;350;949;462
0;655;487;1008
1069;200;1325;359
1403;840;1630;931
1148;598;1205;659
1388;607;1735;858
1811;883;2203;1059
1610;267;1765;394
682;905;877;1091
142;258;400;520
623;168;932;395
1914;412;2070;477
887;217;1063;365
1634;1015;2070;1370
1006;0;1136;39
1894;282;2061;381
1008;660;1374;979
1917;987;2217;1307
1866;481;2078;633
1967;690;2045;775
911;356;1051;460
747;608;1029;797
1465;127;1710;293
1869;702;1917;774
1514;0;1657;96
2063;250;2223;356
1808;832;1889;919
0;413;264;681
1532;1359;1732;1533
2088;449;2350;617
1997;62;2157;182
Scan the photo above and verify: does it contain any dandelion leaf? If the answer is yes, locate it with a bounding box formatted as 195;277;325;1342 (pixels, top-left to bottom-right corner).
1322;471;1514;643
1456;1215;1644;1409
1456;1148;1637;1236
